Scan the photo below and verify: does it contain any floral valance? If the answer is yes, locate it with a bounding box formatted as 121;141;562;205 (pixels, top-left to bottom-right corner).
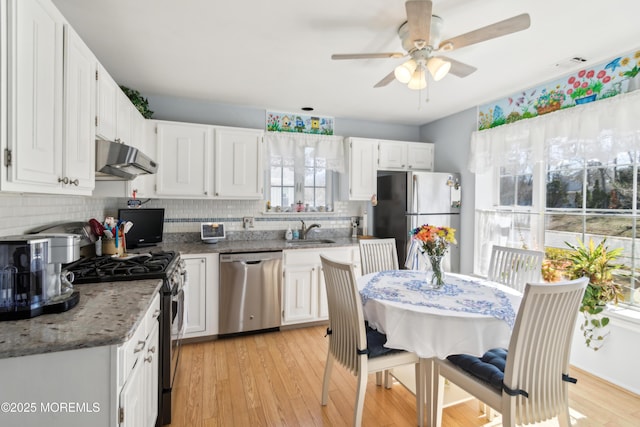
265;132;345;173
469;90;640;173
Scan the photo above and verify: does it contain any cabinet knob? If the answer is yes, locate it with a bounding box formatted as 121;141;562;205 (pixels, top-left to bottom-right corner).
144;355;153;363
148;345;156;354
115;138;121;143
70;178;79;186
58;177;69;185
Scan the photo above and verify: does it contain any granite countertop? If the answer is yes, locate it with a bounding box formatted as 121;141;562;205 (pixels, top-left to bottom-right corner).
155;236;360;255
0;279;163;359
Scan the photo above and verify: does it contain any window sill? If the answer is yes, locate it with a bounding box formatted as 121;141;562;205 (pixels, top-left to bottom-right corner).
605;305;640;331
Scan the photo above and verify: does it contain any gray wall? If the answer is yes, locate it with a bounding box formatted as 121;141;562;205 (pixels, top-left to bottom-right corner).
420;107;477;274
147;94;421;141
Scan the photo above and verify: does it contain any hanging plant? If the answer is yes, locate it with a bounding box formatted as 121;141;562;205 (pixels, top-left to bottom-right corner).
120;85;154;119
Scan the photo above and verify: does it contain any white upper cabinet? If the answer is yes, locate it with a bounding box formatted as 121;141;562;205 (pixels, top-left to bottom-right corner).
155;120;212;197
213;127;263;199
62;24;96;193
342;137;378;201
153;120;264;200
95;63;118;142
378;139;434;171
2;0;95;195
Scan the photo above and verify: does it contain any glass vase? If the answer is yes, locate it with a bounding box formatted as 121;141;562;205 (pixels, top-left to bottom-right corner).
423;254;445;289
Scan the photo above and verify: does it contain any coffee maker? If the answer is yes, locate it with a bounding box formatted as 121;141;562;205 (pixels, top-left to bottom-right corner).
0;234;81;320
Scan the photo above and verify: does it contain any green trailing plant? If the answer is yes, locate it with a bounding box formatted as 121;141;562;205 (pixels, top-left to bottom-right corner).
120;85;154;119
564;238;623;350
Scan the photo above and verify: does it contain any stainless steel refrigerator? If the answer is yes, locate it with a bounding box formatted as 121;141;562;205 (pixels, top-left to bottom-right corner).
373;171;461;272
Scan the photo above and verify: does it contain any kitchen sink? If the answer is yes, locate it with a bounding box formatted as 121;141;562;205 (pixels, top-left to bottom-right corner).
286;239;335;245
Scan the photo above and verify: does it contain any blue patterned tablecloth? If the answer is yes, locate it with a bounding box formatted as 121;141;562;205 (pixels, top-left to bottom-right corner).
360;270;520;329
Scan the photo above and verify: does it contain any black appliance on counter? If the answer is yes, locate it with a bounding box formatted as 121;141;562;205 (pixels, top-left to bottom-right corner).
67;250;186;426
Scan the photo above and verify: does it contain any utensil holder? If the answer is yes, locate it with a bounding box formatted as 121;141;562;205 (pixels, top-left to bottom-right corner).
102;238;123;256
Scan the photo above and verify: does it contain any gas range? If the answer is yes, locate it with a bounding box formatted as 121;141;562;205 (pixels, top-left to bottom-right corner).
68;251;180;286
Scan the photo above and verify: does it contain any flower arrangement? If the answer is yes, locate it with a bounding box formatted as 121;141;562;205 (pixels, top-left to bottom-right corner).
410;224;457;257
534;87;565;115
566;69;611;101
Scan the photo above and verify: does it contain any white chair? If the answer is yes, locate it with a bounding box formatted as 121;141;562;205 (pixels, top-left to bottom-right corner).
358;238;400;388
487;245;544;293
320;255;423;427
359;238;399;275
430;277;589;427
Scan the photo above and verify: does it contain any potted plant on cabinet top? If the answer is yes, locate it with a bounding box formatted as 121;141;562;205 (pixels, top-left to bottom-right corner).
564;238;623;351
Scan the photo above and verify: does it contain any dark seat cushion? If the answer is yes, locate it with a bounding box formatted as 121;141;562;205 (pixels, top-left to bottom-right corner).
366;325;402;358
446;348;507;391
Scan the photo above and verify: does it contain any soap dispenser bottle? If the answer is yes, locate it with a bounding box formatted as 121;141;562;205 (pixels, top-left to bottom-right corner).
285;226;293;241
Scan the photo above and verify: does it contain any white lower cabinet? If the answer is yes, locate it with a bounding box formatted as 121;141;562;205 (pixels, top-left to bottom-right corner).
118;293;160;427
182;253;219;338
282;246;360;325
0;292;160;427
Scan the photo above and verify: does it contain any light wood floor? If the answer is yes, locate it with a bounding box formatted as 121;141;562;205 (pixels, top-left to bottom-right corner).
169;325;640;427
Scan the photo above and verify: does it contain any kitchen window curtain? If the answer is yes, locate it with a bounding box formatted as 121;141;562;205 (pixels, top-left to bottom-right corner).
264;132;345;173
469;89;640;173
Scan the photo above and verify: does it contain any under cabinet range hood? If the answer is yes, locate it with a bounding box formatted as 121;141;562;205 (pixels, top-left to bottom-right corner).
95;140;158;180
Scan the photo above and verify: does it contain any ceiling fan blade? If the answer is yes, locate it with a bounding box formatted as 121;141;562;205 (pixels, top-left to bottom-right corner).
405;0;432;46
439;13;530;51
374;71;396;88
331;52;405;60
440;56;477;78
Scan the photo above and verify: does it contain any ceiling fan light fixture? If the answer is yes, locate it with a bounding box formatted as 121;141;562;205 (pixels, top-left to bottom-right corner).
427;57;451;81
407;66;427;90
394;59;417;84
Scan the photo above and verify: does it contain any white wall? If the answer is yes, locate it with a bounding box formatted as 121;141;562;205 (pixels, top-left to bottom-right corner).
419;107;477;274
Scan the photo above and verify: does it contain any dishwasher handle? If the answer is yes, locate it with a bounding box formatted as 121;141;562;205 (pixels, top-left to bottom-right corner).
220;251;282;263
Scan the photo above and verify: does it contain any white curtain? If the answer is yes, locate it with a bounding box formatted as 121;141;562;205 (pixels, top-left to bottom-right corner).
264;132;345;173
469;90;640;173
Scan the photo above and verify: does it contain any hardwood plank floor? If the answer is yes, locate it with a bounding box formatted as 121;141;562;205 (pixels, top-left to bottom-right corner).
169;325;640;427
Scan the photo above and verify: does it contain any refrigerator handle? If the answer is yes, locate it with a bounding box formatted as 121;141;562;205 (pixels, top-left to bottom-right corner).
410;174;418;213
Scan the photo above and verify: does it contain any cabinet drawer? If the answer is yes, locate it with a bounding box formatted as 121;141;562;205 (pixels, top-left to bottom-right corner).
118;292;161;384
284;247;354;266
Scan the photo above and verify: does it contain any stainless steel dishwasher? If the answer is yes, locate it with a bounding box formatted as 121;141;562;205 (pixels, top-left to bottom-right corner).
219;251;282;335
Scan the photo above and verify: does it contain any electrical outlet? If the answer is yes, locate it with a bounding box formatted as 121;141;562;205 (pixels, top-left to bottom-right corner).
243;217;254;229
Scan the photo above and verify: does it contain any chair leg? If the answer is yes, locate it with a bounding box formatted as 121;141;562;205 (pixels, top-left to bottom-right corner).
354;370;367;427
558;407;571;427
415;361;424;427
429;360;443;427
321;353;334;406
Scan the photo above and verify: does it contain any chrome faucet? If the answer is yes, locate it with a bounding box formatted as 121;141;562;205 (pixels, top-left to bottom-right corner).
300;220;321;240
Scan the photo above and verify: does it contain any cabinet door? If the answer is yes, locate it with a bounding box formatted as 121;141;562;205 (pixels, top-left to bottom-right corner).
143;320;159;427
62;24;95;193
116;90;132;144
95;63;117;141
155;122;211;197
183;256;207;336
346;137;377;200
119;353;145;427
282;265;317;324
407;142;434;171
378;140;408;170
7;0;64;189
214;127;263;199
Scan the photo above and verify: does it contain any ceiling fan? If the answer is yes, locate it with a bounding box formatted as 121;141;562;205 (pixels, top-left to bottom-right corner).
331;0;530;90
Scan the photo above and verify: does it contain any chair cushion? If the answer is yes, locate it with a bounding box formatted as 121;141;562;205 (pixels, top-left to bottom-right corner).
366;325;402;358
446;348;507;391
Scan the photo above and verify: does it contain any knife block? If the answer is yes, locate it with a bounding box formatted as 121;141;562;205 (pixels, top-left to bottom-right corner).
102;238;124;256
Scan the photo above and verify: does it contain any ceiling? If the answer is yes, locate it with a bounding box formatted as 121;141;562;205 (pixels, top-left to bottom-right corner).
51;0;640;127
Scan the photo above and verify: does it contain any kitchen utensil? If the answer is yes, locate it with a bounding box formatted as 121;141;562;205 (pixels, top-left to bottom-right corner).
123;221;134;234
103;229;113;239
88;219;104;237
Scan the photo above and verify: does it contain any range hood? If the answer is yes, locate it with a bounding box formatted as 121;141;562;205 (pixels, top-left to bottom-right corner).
95;140;158;180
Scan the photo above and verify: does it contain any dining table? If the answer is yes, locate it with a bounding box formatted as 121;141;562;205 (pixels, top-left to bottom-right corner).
356;269;523;427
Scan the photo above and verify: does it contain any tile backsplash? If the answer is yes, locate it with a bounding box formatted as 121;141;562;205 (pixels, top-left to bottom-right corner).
1;193;366;239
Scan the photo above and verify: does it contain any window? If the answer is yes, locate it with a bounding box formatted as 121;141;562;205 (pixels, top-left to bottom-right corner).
265;133;344;211
471;94;640;309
